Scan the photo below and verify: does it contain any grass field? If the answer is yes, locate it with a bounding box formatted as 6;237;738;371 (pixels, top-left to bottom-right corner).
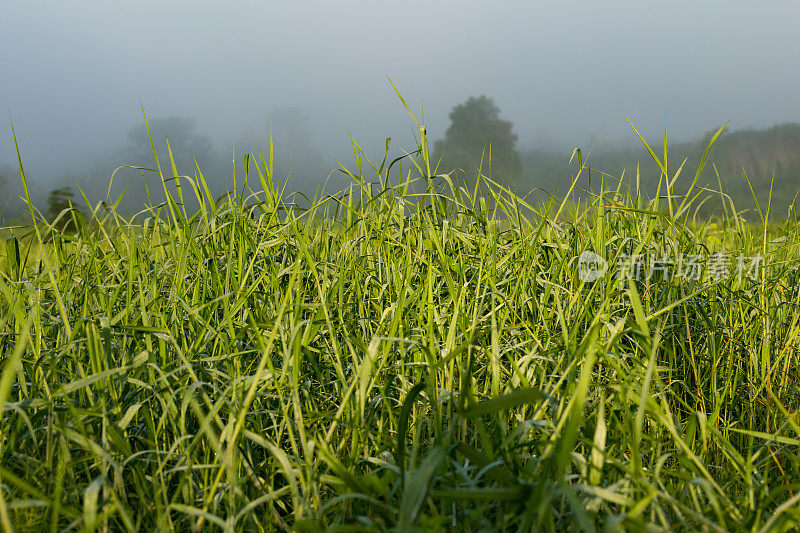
1;106;800;532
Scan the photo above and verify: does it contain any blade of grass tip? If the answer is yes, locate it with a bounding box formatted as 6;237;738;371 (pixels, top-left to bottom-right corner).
678;122;727;217
141;106;161;176
73;184;98;225
742;168;764;224
141;107;179;231
253;148;272;205
10;118;72;336
663;112;668;179
713;165;730;221
268;118;274;186
379;137;391;187
108;167;143;211
231;140;237;205
348;134;365;182
419;124;432;180
242;150;250;194
192;156;216;215
107;164;143;203
553;148;588;223
180;165;208;223
387;79;436;190
623;113;666;177
388;77;421;129
165;138;187;220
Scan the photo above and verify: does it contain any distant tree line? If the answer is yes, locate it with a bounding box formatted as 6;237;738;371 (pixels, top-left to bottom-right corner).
0;109;332;220
428;95;800;218
2;99;799;221
518;123;800;218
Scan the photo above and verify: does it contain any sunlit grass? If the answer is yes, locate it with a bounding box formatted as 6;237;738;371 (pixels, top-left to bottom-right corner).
1;102;799;531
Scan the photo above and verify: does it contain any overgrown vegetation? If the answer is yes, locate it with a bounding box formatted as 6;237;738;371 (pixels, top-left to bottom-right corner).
521;123;800;218
1;100;799;531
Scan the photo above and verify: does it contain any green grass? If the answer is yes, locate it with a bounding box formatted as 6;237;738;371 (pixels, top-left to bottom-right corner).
1;104;799;532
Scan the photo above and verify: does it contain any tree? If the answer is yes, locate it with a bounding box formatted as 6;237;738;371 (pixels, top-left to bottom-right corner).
120;117;215;171
96;117;218;212
433;96;522;183
46;186;81;232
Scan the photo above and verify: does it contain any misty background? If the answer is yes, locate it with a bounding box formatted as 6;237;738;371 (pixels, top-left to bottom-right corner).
1;0;799;217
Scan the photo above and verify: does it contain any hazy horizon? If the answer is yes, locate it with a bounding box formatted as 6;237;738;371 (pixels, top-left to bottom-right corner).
2;0;799;201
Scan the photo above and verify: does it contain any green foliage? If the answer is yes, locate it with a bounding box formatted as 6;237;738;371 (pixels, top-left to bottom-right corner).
522;123;800;219
45;186;81;232
434;95;523;183
1;108;800;531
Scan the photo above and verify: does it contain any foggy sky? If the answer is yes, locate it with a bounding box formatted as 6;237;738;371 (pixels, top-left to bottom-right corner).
2;0;799;194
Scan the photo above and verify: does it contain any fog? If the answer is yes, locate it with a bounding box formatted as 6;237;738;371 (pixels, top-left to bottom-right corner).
2;0;799;210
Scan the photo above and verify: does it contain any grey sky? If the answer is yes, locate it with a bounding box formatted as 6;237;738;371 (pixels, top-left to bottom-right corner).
2;0;799;189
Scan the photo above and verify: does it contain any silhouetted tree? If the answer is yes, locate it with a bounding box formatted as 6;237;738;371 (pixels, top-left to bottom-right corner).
94;117;218;212
46;186;81;232
433;96;522;183
121;117;215;171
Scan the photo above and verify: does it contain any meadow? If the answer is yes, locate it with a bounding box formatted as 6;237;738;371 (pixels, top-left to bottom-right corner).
0;105;799;531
